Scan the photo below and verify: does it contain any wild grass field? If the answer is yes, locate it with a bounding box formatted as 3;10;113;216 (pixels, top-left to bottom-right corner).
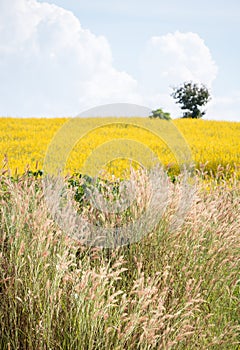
0;117;239;349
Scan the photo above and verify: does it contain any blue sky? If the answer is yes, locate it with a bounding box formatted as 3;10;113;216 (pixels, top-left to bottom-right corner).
1;0;240;120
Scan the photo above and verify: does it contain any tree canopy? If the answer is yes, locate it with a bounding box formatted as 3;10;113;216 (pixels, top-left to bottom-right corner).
171;82;211;119
149;108;171;120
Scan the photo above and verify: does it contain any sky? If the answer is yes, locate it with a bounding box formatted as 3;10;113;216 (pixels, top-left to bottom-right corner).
0;0;239;121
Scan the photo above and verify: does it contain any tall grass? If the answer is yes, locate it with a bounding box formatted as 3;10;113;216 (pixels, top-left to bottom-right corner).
0;167;239;349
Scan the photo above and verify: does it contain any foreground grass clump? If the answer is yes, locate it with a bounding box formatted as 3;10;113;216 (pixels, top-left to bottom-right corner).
0;168;239;349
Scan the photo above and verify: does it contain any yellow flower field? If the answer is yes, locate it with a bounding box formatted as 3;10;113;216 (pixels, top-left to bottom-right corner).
0;117;239;178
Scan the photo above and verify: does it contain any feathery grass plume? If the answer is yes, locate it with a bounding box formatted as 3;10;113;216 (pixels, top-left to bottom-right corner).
0;166;239;349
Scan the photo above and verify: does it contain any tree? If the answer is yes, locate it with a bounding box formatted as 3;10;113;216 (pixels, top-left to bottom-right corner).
171;82;211;119
149;108;171;120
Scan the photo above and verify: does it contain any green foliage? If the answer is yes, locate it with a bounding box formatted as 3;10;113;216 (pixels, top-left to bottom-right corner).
149;108;171;120
171;81;211;118
27;169;44;178
68;173;94;209
68;173;122;211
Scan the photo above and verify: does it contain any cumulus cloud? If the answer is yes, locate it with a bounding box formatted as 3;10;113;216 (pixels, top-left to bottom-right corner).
138;31;219;115
139;31;218;89
1;1;237;121
0;0;140;116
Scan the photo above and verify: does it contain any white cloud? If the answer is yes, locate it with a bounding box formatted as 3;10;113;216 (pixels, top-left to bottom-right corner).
137;31;219;117
139;31;218;89
0;1;238;121
0;0;140;116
